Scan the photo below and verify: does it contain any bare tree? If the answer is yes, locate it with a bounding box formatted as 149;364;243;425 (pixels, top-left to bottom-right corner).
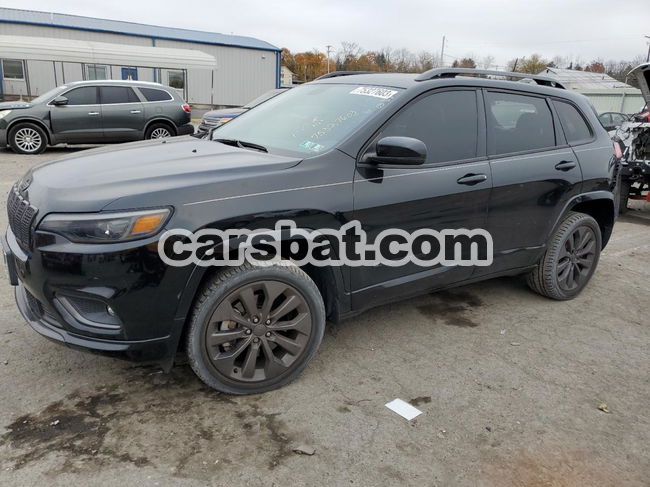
480;55;495;70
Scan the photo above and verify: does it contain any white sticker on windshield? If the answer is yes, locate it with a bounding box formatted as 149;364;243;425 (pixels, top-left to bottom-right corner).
349;86;398;99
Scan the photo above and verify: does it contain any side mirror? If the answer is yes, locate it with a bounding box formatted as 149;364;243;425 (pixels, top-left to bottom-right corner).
52;96;68;106
365;136;427;165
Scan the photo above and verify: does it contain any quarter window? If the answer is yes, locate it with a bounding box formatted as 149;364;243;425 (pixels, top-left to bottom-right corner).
100;86;140;104
2;59;24;79
64;87;98;105
553;100;592;144
139;87;173;102
486;92;555;155
377;90;479;164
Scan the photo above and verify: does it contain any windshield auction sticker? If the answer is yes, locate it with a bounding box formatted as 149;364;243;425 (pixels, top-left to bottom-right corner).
349;87;399;99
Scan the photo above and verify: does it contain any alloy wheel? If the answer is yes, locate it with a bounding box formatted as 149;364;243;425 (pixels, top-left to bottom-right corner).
556;226;596;291
204;280;313;383
150;127;171;139
14;128;42;153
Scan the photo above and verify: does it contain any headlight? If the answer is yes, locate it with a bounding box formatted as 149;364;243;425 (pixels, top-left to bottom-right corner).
218;117;233;124
39;208;171;243
0;110;12;119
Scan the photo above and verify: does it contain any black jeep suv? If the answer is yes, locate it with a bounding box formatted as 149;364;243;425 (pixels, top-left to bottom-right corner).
3;69;617;394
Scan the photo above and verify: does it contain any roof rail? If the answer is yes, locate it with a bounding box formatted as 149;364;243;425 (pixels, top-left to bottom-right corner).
314;71;376;80
415;68;566;89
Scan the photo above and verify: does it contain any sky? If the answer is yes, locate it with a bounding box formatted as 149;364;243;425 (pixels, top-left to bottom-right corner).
2;0;649;68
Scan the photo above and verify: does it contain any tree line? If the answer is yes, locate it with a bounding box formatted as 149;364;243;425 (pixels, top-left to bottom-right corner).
282;43;646;87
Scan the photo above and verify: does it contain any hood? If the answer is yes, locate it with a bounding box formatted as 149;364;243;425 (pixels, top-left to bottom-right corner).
629;63;650;103
203;107;247;119
0;101;33;110
24;136;301;213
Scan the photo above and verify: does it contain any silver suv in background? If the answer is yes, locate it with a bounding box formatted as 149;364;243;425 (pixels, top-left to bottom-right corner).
0;80;194;154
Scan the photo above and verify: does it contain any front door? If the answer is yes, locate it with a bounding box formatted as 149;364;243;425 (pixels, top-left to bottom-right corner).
99;85;145;141
49;86;103;143
352;89;492;310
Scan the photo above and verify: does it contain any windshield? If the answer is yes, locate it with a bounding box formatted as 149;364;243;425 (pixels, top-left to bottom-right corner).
242;88;288;109
31;86;67;105
213;84;403;155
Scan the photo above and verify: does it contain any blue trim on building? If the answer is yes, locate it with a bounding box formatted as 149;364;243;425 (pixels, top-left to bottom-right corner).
0;18;281;53
0;60;4;99
275;51;281;89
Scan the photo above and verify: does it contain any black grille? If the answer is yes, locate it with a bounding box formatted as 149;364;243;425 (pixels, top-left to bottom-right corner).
7;185;38;250
25;289;43;319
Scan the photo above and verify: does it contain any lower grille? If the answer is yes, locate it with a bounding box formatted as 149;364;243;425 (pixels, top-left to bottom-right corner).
7;185;38;250
25;289;43;319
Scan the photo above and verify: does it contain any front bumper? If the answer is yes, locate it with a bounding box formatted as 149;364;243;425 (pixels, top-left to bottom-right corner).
2;225;191;364
14;283;173;361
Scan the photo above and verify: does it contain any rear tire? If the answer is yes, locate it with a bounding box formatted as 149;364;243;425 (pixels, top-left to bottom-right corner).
145;122;175;139
186;262;326;394
618;180;631;215
9;122;47;154
526;212;601;300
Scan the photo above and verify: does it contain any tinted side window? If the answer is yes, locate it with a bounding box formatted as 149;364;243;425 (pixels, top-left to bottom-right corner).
139;88;173;102
100;86;139;104
64;87;98;105
486;92;555;155
378;90;478;163
554;100;592;144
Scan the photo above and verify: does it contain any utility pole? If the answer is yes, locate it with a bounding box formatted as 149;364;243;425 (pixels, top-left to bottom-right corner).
440;36;446;67
645;36;650;62
326;45;333;73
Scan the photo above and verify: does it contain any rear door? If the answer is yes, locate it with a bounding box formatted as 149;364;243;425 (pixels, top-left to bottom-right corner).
99;85;145;141
49;86;103;142
352;88;492;309
482;90;582;274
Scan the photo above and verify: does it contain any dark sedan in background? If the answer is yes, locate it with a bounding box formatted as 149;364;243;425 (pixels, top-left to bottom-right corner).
196;88;289;135
0;80;194;154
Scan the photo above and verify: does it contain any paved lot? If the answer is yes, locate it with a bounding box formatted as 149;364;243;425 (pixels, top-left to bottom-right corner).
0;146;648;486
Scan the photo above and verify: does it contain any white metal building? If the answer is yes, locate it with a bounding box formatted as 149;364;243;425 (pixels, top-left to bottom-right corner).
0;7;281;107
539;67;645;114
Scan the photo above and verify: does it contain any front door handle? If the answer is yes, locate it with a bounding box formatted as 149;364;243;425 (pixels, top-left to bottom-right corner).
130;110;141;114
88;111;100;116
555;160;576;171
457;173;488;185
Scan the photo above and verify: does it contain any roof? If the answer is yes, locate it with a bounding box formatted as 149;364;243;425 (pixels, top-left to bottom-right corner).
0;35;216;70
539;67;632;90
0;7;279;52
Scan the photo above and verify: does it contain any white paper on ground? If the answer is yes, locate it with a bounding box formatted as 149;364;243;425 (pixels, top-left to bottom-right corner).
385;398;423;420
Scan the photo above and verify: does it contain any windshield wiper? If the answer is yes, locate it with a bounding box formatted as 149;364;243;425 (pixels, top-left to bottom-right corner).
214;138;268;153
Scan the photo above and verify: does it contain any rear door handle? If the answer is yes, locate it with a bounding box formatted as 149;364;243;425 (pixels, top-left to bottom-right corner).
457;173;488;185
130;110;141;114
88;111;100;116
555;160;576;171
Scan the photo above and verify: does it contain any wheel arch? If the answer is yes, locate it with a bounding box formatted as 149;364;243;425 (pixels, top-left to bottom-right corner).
7;118;53;145
563;192;616;249
144;117;177;136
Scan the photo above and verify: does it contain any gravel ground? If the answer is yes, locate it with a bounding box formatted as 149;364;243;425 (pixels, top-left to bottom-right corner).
0;146;648;486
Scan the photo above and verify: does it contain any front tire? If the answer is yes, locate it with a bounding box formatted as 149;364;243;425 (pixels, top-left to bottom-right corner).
526;212;601;300
186;263;326;394
9;123;47;154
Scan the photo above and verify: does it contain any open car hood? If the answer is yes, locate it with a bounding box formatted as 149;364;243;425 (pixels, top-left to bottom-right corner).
629;63;650;104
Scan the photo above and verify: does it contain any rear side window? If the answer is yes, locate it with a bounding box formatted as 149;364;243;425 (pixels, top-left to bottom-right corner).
100;86;140;104
139;88;173;102
486;91;555;155
378;90;478;164
553;100;593;144
63;87;98;105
